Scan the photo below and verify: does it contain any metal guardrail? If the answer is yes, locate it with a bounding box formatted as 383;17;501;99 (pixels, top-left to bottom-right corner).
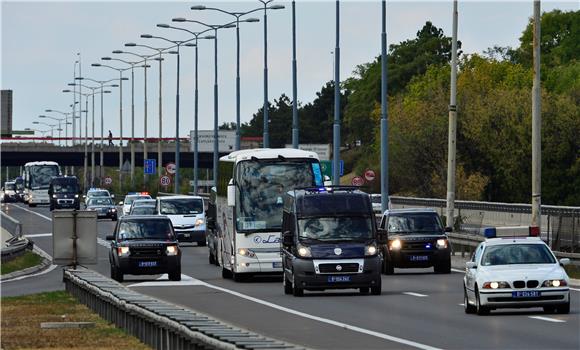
1;211;22;238
64;268;307;350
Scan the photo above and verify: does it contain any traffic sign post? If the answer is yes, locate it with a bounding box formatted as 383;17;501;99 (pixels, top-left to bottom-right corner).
144;159;157;175
160;175;171;189
103;176;113;186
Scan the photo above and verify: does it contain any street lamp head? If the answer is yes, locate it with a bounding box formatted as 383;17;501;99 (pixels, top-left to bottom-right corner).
223;24;236;29
142;64;151;68
168;51;178;55
111;84;119;87
121;77;129;81
101;57;112;61
67;83;76;86
104;90;112;93
172;17;186;22
33;121;39;124
157;24;170;28
91;63;101;67
153;57;164;61
190;5;206;10
245;18;260;23
141;34;153;38
184;43;196;47
203;35;215;40
39;115;47;118
75;76;84;80
62;89;72;92
125;43;137;47
112;50;123;54
270;4;285;10
45;109;52;112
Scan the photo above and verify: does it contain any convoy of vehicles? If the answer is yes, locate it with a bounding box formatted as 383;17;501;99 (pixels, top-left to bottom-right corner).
378;208;451;274
281;187;382;296
106;215;181;282
23;161;61;207
48;176;81;210
207;148;323;281
157;195;206;245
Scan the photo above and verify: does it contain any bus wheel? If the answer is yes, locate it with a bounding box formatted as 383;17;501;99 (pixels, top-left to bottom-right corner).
222;267;232;279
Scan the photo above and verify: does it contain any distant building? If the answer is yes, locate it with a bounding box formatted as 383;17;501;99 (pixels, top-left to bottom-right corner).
1;90;13;137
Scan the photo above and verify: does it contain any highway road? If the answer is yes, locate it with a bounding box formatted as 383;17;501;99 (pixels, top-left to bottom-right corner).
2;202;579;350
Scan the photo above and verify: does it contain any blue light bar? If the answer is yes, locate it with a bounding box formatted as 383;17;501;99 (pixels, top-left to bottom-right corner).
483;227;497;238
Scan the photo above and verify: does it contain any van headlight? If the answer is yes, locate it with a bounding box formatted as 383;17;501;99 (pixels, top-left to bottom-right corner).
390;239;402;250
365;244;378;256
195;218;204;227
237;248;256;258
75;194;79;198
297;244;312;258
52;195;57;198
166;245;179;256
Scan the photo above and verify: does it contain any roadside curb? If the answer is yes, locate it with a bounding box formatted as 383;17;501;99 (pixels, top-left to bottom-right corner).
1;242;55;282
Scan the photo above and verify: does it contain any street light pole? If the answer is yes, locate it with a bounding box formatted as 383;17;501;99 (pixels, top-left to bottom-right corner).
332;0;341;185
380;0;389;212
531;0;542;229
291;0;299;149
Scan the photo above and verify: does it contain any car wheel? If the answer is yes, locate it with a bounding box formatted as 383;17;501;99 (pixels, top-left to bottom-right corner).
383;259;394;275
371;278;382;295
434;260;451;274
112;216;117;221
556;300;570;314
233;272;246;282
111;265;123;283
475;286;489;315
222;267;232;279
169;267;181;281
284;273;293;295
359;287;370;294
464;287;476;314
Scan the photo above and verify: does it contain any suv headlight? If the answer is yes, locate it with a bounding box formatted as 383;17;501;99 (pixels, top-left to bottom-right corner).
436;239;448;249
117;246;130;256
195;218;204;227
52;195;57;198
482;281;510;289
166;245;179;256
389;239;402;250
237;248;256;258
542;279;567;287
365;244;378;256
297;244;312;258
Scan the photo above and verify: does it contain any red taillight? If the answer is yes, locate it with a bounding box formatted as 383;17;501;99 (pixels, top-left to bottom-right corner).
529;226;540;237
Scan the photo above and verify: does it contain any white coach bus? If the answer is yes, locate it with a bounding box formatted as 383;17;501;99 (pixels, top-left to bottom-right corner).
210;148;323;281
23;161;61;207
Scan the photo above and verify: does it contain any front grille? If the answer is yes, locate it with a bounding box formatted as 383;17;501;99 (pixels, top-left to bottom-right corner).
131;248;163;257
402;241;434;250
318;263;359;274
488;295;564;302
513;280;539;289
58;199;74;204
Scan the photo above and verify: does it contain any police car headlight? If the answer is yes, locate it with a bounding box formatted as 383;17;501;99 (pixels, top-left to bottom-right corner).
297;244;312;258
390;239;402;250
195;219;204;227
542;279;567;287
52;195;57;198
237;248;256;258
166;245;179;256
483;281;510;289
117;246;130;256
436;239;448;249
365;244;378;256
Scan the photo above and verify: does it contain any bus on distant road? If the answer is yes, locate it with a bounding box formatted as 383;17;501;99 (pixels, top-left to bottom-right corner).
23;161;61;207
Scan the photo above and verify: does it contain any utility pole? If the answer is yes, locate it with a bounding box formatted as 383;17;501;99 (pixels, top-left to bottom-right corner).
445;0;458;230
531;0;542;229
380;0;389;212
332;0;341;186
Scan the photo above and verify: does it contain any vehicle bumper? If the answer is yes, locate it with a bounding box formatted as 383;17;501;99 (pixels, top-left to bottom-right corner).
292;256;382;290
175;229;206;243
235;251;282;274
29;197;50;204
117;256;180;275
388;248;450;268
479;289;570;308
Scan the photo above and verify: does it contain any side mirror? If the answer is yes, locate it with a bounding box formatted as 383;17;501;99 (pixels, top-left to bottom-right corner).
559;258;571;266
105;235;114;241
227;179;235;207
118;201;124;206
466;261;477;269
444;227;453;233
282;230;293;246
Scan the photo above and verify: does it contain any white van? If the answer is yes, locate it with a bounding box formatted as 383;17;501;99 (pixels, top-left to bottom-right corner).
157;195;206;246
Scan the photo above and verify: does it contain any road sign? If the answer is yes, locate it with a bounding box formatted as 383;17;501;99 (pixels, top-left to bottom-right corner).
144;159;156;175
364;169;376;182
160;175;171;187
103;176;112;185
320;160;344;178
165;163;176;175
351;176;365;186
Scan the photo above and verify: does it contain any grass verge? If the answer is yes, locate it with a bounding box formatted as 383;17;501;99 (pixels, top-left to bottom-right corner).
1;290;150;350
1;250;43;275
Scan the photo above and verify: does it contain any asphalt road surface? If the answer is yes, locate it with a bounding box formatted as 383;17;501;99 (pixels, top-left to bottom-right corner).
2;202;579;350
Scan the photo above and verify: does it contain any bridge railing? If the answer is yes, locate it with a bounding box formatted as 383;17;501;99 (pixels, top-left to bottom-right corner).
389;196;580;254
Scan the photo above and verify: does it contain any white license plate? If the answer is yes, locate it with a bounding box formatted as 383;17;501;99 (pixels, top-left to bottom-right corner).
183;233;190;238
272;262;282;268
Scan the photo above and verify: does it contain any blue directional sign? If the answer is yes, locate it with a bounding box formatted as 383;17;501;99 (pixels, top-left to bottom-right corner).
144;159;156;175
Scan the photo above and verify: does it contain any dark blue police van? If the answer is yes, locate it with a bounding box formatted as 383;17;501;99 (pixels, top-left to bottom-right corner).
281;187;382;296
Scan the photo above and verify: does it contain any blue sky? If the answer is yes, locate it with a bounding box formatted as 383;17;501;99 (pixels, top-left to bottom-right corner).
1;1;578;141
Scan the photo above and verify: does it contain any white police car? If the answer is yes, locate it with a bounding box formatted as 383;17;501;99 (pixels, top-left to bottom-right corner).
464;226;571;315
121;192;152;216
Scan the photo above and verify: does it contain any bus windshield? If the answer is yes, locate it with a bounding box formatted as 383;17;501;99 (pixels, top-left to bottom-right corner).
236;160;316;232
29;165;60;190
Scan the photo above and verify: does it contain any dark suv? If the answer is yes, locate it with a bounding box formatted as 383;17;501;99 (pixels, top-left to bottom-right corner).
106;216;181;282
378;208;451;274
281;187;382;296
48;176;80;210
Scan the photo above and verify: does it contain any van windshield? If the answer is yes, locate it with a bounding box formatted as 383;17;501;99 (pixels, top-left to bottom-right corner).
53;182;78;193
298;217;373;242
159;198;203;215
5;183;15;191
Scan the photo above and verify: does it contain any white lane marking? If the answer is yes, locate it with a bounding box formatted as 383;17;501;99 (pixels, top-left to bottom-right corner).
570;287;580;292
404;292;428;298
528;316;566;323
129;276;441;350
25;233;52;238
0;264;59;283
451;268;464;273
8;203;51;221
127;274;206;287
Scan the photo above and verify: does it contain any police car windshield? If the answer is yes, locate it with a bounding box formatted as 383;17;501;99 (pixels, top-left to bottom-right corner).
298;217;373;242
117;220;174;240
90;191;109;197
159;198;203;215
387;213;442;234
481;244;556;266
88;198;113;206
